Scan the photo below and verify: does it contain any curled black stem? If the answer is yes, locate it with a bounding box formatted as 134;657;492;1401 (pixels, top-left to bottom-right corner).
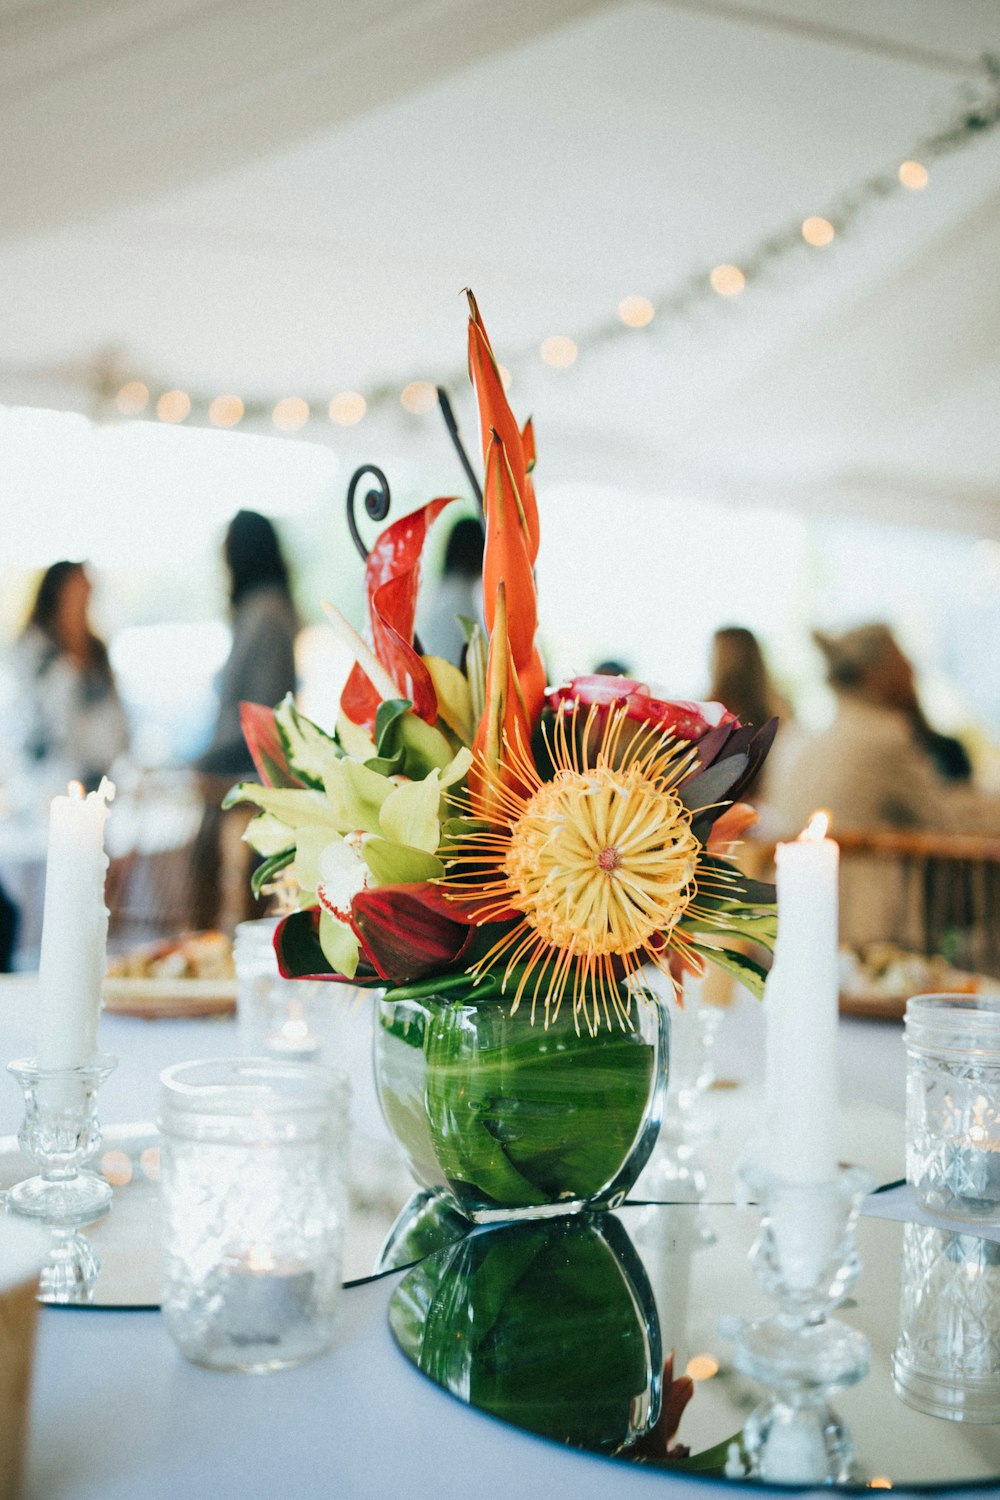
436;387;484;515
346;464;391;562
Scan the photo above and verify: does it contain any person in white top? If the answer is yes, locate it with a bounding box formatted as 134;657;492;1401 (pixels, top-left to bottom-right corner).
11;560;129;796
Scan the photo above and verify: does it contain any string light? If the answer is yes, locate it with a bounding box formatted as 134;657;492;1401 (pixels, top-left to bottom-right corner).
898;159;929;190
99;64;998;434
400;381;437;414
272;397;310;431
801;215;835;247
156;389;191;423
618;295;655;328
328;391;366;426
539;335;578;369
208;394;244;428
116;381;149;416
709;264;745;297
685;1354;720;1381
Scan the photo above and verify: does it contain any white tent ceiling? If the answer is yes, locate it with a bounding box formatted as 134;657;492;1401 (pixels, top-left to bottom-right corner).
1;0;999;538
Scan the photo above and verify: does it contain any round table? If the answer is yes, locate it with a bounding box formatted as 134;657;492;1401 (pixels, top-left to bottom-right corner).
1;979;950;1500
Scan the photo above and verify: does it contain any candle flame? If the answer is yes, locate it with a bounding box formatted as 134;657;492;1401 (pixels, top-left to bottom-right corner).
799;810;830;842
68;780;85;800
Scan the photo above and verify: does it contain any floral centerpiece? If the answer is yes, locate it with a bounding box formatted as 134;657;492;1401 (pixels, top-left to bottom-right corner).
227;293;777;1219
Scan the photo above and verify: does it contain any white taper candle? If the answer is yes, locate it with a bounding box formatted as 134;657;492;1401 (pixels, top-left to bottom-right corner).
36;778;115;1071
763;811;840;1184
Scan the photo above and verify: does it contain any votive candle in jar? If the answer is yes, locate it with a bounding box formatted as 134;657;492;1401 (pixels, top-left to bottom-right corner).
159;1058;349;1372
904;995;1000;1221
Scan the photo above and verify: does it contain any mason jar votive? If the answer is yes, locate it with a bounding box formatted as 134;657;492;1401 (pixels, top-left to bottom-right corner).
904;995;1000;1221
159;1058;349;1373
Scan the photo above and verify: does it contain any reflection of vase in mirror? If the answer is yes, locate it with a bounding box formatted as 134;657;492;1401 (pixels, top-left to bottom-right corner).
388;1214;662;1452
375;1189;472;1274
893;1222;1000;1423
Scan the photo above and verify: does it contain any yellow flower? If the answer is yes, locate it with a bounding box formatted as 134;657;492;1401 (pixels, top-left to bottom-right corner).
443;703;721;1030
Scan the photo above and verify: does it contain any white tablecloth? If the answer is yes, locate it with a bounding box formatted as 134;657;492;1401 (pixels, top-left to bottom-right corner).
0;980;929;1500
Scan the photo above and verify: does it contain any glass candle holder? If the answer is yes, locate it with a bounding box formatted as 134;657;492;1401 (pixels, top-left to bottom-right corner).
159;1058;349;1373
6;1055;117;1224
905;995;1000;1220
235;918;336;1063
893;1221;1000;1423
729;1165;873;1486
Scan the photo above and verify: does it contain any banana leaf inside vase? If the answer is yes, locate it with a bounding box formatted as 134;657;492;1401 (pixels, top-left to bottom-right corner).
374;982;668;1223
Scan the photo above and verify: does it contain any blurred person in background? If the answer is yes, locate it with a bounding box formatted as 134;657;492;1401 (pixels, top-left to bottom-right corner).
417;515;485;665
775;624;995;836
708;626;792;732
191;510;298;930
10;560;129;795
707;625;799;821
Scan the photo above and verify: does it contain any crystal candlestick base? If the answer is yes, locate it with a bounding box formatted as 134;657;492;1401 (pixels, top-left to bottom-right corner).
730;1165;873;1485
7;1056;118;1225
38;1226;102;1304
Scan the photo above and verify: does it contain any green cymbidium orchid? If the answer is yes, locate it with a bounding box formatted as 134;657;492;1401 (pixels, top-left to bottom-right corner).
225;741;472;978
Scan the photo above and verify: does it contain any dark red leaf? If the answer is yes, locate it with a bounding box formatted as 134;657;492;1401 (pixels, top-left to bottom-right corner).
349;882;476;983
239;702;306;788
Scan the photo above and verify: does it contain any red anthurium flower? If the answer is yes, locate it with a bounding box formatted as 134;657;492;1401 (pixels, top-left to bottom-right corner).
548;675;737;743
341;495;457;732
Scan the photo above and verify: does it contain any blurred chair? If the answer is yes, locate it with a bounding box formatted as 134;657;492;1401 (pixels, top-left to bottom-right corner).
105;770;204;945
740;831;1000;979
834;828;1000;979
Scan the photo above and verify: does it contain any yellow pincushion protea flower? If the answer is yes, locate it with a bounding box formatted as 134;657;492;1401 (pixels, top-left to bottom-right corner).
443;702;731;1031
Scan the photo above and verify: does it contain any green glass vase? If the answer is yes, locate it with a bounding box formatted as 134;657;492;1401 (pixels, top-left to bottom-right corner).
374;983;668;1221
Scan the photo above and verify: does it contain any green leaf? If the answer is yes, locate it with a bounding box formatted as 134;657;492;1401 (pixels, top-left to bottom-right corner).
680;909;778;953
250;848;294;896
688;942;770;1000
699;854;776;906
374;698;414;754
661;1434;744;1475
459;617;487;726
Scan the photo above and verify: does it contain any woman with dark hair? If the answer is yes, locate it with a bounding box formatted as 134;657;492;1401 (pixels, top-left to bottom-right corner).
195;511;298;777
708;625;789;730
191;512;298;929
13;560;129;791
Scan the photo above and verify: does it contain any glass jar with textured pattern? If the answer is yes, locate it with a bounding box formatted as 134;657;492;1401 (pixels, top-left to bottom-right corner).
893;1222;1000;1422
159;1058;349;1372
904;996;1000;1220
